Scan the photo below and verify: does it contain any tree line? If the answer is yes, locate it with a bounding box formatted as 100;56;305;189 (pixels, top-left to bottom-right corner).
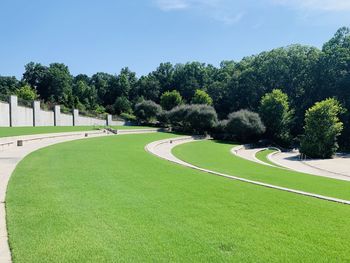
0;27;349;156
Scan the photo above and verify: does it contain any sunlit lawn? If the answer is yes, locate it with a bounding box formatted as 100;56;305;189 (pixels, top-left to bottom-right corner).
6;134;350;262
173;140;350;200
0;125;152;138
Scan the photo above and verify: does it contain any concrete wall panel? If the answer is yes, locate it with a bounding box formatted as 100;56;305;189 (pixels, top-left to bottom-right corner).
39;110;54;126
0;102;10;127
0;96;123;127
110;120;126;126
60;113;73;126
16;106;33;127
78;116;106;126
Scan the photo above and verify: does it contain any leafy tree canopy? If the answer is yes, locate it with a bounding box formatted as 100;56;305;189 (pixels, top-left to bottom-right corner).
226;110;266;142
16;84;39;101
134;100;162;123
160;90;183;110
259;89;293;145
300;98;344;159
191;89;213;105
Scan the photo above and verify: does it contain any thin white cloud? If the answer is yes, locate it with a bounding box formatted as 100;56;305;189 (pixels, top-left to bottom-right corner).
272;0;350;11
155;0;189;11
153;0;245;25
214;12;245;25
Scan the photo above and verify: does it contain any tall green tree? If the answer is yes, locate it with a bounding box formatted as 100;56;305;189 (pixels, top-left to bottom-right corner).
300;98;344;159
225;45;320;134
22;62;48;93
0;76;19;97
207;61;235;117
73;76;97;110
15;84;38;101
90;72;113;106
151;62;174;94
23;62;73;105
259;89;293;145
318;27;350;150
105;68;137;106
46;63;73;105
134;75;161;102
113;96;132;115
191;89;213;105
160;90;183;110
172;62;210;101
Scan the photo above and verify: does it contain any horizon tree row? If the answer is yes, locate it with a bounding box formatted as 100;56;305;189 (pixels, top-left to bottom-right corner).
134;87;344;158
0;27;349;150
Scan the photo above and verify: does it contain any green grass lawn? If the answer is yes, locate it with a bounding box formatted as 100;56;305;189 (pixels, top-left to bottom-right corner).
173;140;350;201
255;149;280;167
0;125;151;138
109;125;155;130
6;133;350;262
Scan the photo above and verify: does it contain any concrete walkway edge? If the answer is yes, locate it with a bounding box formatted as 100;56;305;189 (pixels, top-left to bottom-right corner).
230;145;280;168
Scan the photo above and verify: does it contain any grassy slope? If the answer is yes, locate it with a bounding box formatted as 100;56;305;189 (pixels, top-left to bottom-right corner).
6;134;350;262
173;140;350;200
110;125;153;130
0;126;150;138
255;149;280;166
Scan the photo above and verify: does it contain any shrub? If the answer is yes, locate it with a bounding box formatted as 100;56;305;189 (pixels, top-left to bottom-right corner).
226;109;265;142
94;105;106;114
300;98;344;159
167;104;191;130
210;119;229;140
16;84;38;101
120;112;137;122
160;90;183;110
113;96;132;115
167;104;218;134
134;100;162;123
259;89;293;145
191;89;213;105
156;110;169;127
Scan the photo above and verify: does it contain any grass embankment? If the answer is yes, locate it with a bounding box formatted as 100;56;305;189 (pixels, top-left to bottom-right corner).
110;125;156;130
173;140;350;200
0;125;151;138
6;134;350;262
255;149;279;166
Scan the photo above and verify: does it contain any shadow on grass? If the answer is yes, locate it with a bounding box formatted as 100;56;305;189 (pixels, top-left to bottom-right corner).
210;139;238;146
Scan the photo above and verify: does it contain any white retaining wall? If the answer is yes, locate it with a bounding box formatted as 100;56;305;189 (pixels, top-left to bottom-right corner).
60;113;73;126
110;120;128;126
78;116;106;126
16;106;33;127
39;110;55;126
0;95;126;127
0;102;10;127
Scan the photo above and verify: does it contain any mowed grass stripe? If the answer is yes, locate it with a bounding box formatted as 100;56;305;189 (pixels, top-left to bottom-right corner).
0;125;151;138
172;140;350;201
255;149;281;167
6;133;350;262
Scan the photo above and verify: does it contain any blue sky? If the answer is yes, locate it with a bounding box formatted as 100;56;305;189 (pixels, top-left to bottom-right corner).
0;0;349;78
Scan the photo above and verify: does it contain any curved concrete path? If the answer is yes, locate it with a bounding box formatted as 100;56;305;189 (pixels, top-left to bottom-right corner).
269;151;350;181
232;145;350;182
0;127;163;262
146;136;350;206
231;146;279;168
